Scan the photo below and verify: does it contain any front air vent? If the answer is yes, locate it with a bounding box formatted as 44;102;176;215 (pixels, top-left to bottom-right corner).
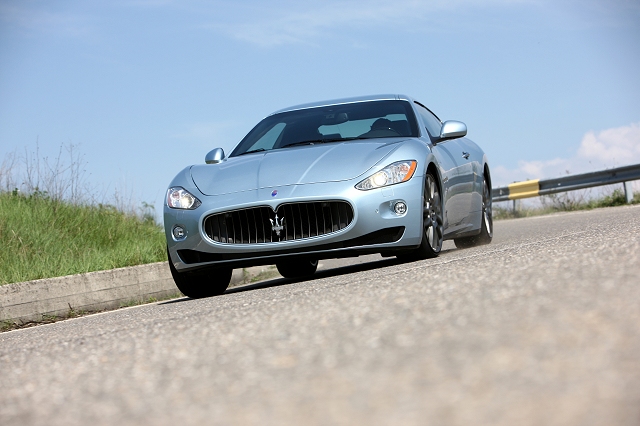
203;201;354;244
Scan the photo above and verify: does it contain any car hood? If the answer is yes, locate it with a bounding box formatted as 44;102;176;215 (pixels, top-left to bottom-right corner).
190;140;405;196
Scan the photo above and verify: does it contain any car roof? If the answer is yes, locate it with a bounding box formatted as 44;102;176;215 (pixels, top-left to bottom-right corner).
270;94;415;115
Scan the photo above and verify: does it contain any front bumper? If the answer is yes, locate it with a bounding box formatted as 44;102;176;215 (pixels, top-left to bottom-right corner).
165;176;424;272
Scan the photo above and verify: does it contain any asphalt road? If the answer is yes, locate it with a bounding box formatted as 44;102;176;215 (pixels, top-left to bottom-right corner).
1;205;639;426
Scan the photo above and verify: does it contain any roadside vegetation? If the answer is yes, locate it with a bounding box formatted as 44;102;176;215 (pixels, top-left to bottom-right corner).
494;187;640;220
0;190;165;284
0;144;165;285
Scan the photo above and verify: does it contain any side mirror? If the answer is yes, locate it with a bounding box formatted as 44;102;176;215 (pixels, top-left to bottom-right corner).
439;120;467;141
205;148;225;164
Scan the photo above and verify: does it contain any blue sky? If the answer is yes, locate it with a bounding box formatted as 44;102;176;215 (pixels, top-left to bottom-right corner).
1;0;639;218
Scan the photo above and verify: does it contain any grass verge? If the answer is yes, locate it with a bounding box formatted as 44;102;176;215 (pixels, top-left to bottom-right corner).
0;191;166;285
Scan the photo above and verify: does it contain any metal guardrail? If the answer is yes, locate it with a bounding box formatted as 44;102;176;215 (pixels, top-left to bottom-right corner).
492;163;640;203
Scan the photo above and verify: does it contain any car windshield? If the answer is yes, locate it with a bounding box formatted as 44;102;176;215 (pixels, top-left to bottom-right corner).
230;100;419;157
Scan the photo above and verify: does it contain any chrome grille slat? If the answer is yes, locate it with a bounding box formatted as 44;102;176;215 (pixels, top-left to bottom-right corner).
297;204;304;239
222;214;229;243
231;212;238;243
305;203;311;238
321;203;327;234
216;215;222;243
283;204;292;241
203;201;354;245
294;204;300;240
241;210;247;243
321;203;328;234
330;202;338;232
244;209;251;243
312;203;319;237
257;208;264;243
220;214;228;243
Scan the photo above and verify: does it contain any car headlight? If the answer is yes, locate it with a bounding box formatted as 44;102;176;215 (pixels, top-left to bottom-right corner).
166;187;202;209
355;160;417;190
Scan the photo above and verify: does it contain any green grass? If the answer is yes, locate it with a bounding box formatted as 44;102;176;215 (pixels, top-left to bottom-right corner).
0;191;166;285
494;188;640;220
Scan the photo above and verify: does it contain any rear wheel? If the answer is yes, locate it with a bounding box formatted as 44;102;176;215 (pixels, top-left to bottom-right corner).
276;259;318;279
398;172;443;260
168;249;232;298
454;176;493;248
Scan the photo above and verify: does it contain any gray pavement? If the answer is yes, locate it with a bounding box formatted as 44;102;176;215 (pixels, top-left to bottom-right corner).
1;205;639;425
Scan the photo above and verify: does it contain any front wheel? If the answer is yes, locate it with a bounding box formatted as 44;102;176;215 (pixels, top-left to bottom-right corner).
276;259;318;279
168;249;232;298
398;172;443;260
454;176;493;249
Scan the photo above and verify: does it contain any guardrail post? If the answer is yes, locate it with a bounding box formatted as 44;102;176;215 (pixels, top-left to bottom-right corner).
624;181;633;204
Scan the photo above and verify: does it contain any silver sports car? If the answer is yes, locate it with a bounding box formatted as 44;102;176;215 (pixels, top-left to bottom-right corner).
164;94;492;298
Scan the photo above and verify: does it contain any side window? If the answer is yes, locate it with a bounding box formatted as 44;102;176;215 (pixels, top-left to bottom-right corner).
415;102;442;138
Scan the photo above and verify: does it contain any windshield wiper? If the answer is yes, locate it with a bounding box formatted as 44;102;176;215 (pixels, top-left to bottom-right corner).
281;138;347;149
237;148;266;156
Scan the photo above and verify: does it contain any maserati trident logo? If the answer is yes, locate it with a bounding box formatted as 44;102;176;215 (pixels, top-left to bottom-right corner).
269;214;285;237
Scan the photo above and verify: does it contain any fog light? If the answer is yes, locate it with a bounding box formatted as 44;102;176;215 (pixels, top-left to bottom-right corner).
393;201;407;215
172;225;186;240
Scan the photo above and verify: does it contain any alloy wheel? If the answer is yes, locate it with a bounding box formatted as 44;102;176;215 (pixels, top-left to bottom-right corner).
483;179;493;238
424;174;444;252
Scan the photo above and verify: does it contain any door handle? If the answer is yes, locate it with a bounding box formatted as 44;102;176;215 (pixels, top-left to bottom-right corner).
462;151;470;160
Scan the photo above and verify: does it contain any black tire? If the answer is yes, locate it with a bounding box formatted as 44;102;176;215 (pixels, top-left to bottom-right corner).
398;172;443;260
454;176;493;249
276;259;318;279
168;249;232;298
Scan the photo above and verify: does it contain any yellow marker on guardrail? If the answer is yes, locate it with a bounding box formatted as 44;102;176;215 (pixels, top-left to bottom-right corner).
507;179;540;200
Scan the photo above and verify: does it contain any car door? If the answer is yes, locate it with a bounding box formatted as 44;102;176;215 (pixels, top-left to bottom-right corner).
457;138;484;220
414;102;473;234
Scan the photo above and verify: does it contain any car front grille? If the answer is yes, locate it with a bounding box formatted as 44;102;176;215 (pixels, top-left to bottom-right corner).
203;201;354;244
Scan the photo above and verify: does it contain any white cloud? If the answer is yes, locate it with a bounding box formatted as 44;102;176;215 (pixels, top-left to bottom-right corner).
493;122;640;186
577;122;640;164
